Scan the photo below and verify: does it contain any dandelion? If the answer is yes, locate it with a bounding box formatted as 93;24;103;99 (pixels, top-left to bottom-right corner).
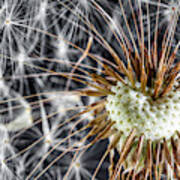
1;0;180;180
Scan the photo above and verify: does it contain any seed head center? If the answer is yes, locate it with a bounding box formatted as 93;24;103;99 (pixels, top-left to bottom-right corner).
106;81;180;141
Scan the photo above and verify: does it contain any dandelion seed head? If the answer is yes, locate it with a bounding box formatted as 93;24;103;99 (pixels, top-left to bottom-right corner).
106;80;180;141
1;0;180;179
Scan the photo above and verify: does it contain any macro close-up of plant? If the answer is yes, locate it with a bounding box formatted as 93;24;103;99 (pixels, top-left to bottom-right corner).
0;0;180;179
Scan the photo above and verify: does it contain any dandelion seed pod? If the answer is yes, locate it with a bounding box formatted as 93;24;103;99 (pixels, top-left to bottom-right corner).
1;0;180;180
